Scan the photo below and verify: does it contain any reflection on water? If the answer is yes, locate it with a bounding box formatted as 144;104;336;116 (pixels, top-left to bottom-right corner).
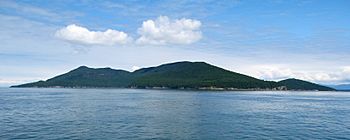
1;88;350;139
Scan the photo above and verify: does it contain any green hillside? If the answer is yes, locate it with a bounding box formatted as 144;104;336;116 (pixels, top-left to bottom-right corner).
131;61;280;89
15;66;132;88
11;61;335;91
278;78;335;91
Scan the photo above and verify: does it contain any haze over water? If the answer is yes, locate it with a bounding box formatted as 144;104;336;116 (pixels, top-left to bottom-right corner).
1;88;350;139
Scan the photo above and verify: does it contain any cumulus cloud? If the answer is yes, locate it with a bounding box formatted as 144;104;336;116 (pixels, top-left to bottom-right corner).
55;16;202;46
136;16;202;45
55;24;131;46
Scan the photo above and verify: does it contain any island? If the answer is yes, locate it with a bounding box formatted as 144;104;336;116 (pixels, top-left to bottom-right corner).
11;61;335;91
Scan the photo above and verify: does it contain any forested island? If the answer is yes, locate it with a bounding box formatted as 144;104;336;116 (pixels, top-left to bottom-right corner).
11;61;335;91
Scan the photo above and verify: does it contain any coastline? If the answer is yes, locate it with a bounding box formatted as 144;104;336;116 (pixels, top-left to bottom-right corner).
9;86;340;92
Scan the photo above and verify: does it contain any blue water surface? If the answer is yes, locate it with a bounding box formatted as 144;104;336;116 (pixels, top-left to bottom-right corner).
1;88;350;139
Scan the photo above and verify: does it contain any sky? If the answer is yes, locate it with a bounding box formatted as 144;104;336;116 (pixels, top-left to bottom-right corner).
0;0;350;86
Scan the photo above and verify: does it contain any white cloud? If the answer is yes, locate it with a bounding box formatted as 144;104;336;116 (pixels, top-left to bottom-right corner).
342;66;350;73
255;65;294;80
295;72;339;83
253;65;350;84
55;24;131;46
131;66;141;71
55;16;202;46
136;16;202;45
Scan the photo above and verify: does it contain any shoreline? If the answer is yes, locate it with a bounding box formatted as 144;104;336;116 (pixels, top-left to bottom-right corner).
9;86;340;92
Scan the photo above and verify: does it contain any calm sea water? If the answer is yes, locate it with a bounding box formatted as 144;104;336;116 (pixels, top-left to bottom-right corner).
1;88;350;139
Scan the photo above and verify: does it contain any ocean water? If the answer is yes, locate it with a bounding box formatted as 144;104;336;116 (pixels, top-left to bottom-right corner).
1;88;350;140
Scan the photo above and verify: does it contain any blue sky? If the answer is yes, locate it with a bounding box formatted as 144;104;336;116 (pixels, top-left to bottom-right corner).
0;0;350;86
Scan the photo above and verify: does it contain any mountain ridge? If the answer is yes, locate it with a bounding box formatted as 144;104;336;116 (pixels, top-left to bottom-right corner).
11;61;335;91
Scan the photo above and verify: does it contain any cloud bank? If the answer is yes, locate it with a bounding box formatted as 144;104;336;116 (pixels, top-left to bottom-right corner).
55;24;131;46
255;65;350;84
136;16;202;45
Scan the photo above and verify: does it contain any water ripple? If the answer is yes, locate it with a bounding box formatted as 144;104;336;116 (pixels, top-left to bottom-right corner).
1;88;350;139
